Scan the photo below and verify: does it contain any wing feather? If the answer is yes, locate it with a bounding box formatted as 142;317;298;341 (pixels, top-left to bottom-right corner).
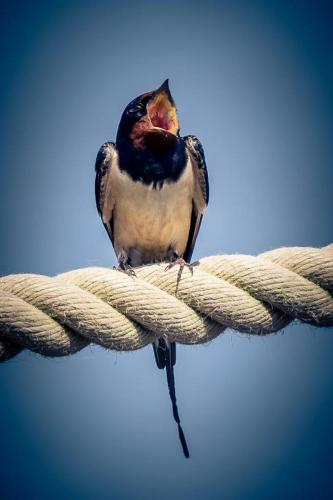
183;135;209;262
95;141;118;245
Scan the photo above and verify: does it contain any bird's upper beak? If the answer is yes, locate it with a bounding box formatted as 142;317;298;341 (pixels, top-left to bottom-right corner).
146;79;179;135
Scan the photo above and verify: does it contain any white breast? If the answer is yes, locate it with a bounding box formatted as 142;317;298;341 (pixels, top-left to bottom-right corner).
111;159;194;265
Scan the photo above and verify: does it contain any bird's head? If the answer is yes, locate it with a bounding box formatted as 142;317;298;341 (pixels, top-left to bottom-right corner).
116;79;180;152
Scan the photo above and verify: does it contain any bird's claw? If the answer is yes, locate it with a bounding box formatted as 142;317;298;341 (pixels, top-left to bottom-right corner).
164;258;194;275
114;263;136;277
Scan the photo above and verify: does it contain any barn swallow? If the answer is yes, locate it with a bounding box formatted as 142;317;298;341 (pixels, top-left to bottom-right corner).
95;79;209;458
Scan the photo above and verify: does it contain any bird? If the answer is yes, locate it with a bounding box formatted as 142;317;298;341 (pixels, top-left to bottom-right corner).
95;79;209;458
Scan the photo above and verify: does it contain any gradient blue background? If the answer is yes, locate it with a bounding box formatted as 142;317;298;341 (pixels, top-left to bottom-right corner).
0;1;333;498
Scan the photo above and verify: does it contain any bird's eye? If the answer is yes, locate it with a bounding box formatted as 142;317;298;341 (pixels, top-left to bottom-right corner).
127;103;142;115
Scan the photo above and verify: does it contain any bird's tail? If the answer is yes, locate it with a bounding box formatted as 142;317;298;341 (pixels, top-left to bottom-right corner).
153;338;190;458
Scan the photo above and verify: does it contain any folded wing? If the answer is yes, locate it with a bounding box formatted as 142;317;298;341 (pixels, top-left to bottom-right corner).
183;135;209;262
95;141;119;246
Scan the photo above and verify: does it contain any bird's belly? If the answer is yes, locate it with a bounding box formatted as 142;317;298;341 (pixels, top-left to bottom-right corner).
113;165;194;266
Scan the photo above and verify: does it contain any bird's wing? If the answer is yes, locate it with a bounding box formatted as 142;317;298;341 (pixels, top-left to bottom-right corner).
183;135;209;262
95;141;118;246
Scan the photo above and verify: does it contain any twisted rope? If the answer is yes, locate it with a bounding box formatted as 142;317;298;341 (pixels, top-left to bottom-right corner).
0;244;332;362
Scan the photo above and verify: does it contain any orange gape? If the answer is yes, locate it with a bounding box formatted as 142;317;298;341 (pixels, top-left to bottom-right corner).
147;91;179;133
130;90;179;148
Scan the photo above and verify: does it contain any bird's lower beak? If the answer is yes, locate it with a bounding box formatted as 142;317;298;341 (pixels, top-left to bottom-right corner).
146;79;179;135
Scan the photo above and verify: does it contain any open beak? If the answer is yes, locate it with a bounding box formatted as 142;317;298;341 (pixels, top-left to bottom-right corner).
146;79;179;135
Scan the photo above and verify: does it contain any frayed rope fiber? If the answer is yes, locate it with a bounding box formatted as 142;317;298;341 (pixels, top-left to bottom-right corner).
0;244;332;362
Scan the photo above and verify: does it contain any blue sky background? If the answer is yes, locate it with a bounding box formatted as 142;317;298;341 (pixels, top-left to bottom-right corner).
0;1;333;498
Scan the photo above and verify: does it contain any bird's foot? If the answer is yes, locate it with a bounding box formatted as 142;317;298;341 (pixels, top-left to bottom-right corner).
165;258;193;290
164;258;193;275
114;261;136;277
115;251;136;277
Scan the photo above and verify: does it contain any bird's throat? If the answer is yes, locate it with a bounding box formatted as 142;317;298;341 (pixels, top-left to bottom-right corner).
117;138;187;187
142;129;179;152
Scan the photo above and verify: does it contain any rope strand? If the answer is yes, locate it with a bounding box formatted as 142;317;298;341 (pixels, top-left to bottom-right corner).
0;244;332;362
